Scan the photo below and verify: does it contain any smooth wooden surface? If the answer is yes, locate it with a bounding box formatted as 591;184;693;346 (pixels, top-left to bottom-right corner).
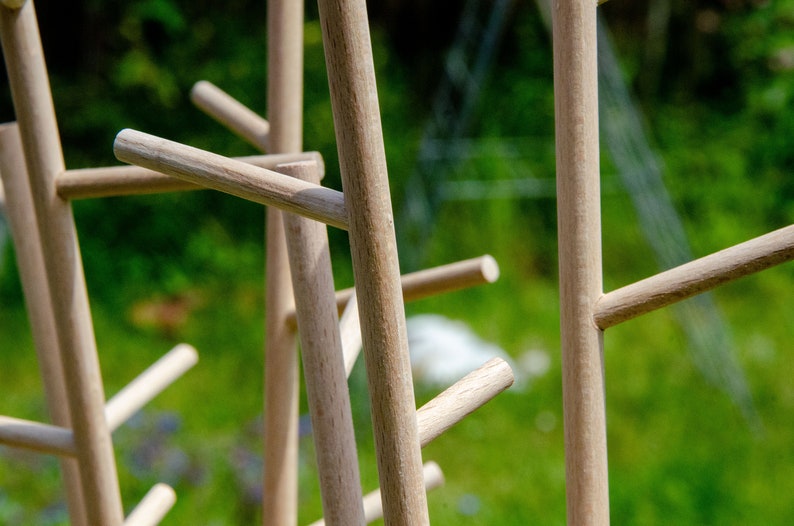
57;152;323;199
316;0;429;520
105;344;198;432
553;0;610;522
0;123;88;525
0;415;76;456
281;161;365;525
338;291;362;377
191;80;270;151
416;358;514;447
595;224;794;328
263;0;304;522
122;483;176;526
114;129;348;229
0;3;125;524
308;462;445;526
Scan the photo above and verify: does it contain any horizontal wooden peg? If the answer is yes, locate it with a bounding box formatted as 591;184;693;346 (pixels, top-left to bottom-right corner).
122;483;176;526
113;129;348;229
190;80;270;151
0;415;76;456
105;344;198;432
307;461;445;526
57;152;324;199
416;357;514;447
595;223;794;329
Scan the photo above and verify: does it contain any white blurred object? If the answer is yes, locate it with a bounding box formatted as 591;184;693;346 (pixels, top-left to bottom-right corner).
406;314;550;390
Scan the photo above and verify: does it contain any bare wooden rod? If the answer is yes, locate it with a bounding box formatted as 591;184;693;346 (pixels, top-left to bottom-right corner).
122;483;176;526
552;0;610;522
595;224;794;329
190;80;270;151
57;152;324;199
113;129;348;230
105;344;199;432
0;415;76;456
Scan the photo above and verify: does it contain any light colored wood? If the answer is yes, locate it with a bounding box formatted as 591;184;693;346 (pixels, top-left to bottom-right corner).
316;3;429;519
0;3;125;524
416;357;514;447
0;415;76;456
57;152;324;199
0;122;89;526
105;344;198;432
191;80;270;151
263;0;304;522
113;129;348;230
122;483;176;526
308;462;445;526
315;0;430;519
553;0;610;522
280;161;365;525
595;224;794;329
338;291;362;377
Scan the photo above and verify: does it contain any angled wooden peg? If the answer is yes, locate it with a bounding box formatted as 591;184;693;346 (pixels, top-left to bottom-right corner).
594;224;794;329
57;152;324;199
113;129;348;229
0;415;76;456
339;291;362;377
280;160;366;525
190;80;270;151
122;483;176;526
105;344;198;432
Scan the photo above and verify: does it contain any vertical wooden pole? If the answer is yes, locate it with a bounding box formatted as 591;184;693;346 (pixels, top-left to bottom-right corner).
280;161;365;525
263;0;303;523
0;3;124;525
315;0;430;523
552;0;610;524
0;123;88;526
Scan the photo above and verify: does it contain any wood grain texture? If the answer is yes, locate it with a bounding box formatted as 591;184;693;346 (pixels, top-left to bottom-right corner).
190;80;270;151
0;3;124;523
114;129;348;229
552;0;610;522
595;224;794;328
315;0;429;521
281;161;365;525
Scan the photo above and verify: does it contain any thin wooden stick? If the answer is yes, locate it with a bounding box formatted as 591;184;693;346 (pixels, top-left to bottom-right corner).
122;483;176;526
0;122;88;525
315;0;429;520
553;0;609;522
307;462;445;526
339;291;362;377
281;161;365;525
0;3;125;524
113;129;348;230
0;415;76;456
263;0;304;522
595;224;794;329
57;152;324;199
105;344;198;432
190;80;270;151
416;357;514;447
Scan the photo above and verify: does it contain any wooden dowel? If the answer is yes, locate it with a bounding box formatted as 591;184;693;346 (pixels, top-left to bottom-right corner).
416;357;514;447
0;122;89;526
1;3;125;524
57;152;324;199
307;462;445;526
122;483;176;526
595;224;794;329
281;161;365;525
0;415;76;456
262;0;304;522
339;291;362;377
553;0;610;522
190;80;270;151
105;344;198;432
113;129;348;230
316;0;429;516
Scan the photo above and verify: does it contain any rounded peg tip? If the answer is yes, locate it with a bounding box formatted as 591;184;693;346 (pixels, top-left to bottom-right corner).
480;255;500;283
